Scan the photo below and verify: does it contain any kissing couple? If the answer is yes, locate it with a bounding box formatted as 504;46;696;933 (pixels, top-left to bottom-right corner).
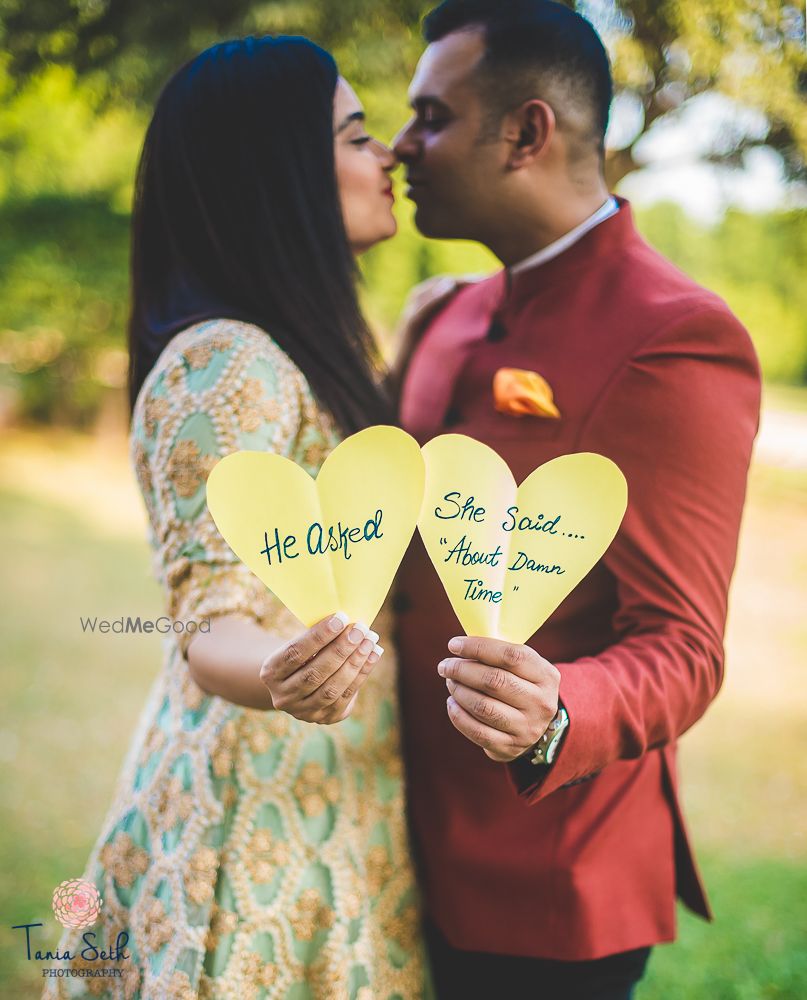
45;2;760;998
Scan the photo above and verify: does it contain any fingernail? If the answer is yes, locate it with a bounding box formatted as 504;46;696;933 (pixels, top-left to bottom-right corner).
329;611;349;633
359;638;374;656
367;629;379;643
448;637;462;654
354;621;371;638
367;651;380;665
348;626;364;643
373;644;384;657
437;659;447;676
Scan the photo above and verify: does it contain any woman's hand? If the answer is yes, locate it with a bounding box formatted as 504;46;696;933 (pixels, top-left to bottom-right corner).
260;612;383;724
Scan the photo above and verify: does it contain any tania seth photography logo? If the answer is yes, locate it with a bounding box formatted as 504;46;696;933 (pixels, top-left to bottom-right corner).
80;614;210;635
12;878;131;983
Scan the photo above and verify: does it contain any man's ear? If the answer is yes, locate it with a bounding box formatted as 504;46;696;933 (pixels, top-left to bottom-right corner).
503;99;555;168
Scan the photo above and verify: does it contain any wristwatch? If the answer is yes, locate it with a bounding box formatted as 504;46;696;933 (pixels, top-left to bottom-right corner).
525;705;569;766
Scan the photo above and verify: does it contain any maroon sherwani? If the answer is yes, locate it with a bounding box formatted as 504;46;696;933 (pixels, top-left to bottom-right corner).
396;198;761;961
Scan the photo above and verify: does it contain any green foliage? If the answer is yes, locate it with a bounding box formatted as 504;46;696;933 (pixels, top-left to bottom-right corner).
2;1;804;187
0;58;144;207
598;0;807;185
0;0;432;103
638;202;807;383
0;2;805;424
0;197;131;426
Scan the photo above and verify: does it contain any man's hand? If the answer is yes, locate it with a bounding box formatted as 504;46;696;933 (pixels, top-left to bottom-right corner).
438;635;560;762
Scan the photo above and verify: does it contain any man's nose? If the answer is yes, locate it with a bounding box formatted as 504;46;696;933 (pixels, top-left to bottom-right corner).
392;120;418;162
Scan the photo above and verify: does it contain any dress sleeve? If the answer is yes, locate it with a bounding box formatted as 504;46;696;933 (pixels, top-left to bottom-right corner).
510;304;762;802
130;321;308;658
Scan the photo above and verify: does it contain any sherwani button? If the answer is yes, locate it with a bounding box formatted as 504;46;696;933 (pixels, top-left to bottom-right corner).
486;318;508;342
392;592;413;613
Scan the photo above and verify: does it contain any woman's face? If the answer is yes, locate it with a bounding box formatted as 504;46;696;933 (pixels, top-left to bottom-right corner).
333;78;397;254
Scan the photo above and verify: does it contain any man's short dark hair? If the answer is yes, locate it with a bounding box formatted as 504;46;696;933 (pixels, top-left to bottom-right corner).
423;0;612;151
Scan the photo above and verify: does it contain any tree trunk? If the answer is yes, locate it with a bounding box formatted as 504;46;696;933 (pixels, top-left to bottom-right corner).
605;145;641;190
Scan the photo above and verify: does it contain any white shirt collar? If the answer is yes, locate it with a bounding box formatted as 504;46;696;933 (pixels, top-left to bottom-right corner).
509;196;619;276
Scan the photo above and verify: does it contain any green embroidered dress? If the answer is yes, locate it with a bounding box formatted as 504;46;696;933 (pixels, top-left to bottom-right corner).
43;320;429;1000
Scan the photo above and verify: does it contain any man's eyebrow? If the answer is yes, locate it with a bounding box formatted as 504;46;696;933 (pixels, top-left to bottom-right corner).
336;110;365;134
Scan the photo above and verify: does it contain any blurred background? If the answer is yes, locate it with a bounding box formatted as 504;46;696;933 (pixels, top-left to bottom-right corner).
1;1;805;996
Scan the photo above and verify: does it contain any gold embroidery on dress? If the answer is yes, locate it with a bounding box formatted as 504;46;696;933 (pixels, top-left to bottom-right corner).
143;394;169;436
142;897;173;951
182;332;233;371
43;320;428;1000
184;846;219;905
99;832;150;889
180;669;206;712
366;844;393;896
383;898;420;953
210;718;239;778
243;828;291;882
302;441;329;468
153;773;194;832
139;723;166;763
288;888;335;941
166;439;216;499
166;969;197;1000
233;376;283;433
241;711;271;755
242;951;279;992
204;902;238;951
292;761;341;818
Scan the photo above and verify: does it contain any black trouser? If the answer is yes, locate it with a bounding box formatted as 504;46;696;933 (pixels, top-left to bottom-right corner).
425;919;652;1000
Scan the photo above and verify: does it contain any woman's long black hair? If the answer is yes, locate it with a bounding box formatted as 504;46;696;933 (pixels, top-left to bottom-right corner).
127;35;391;433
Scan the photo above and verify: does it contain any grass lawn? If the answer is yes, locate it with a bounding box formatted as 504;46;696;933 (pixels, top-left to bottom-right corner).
1;429;805;998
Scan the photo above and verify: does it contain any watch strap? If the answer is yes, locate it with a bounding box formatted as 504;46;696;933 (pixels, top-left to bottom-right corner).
526;705;569;766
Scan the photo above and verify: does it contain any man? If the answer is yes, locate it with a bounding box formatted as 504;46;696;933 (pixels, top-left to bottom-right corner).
391;2;761;997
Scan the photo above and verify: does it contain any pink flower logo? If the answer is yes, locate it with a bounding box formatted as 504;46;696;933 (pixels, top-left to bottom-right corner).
52;879;103;929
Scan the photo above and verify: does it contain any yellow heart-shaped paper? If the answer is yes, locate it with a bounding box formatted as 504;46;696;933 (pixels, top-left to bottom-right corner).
418;434;627;643
206;425;425;628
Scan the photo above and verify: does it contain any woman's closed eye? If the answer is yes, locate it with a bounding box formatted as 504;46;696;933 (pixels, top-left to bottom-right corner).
351;134;374;146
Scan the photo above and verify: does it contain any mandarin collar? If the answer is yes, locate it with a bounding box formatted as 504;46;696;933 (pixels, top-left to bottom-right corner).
505;196;639;308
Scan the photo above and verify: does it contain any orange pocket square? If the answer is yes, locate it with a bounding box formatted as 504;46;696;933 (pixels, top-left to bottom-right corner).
493;367;561;419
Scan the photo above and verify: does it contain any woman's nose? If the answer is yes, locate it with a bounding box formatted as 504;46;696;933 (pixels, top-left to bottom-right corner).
371;138;397;171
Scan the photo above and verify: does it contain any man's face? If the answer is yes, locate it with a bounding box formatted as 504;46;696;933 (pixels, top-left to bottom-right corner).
393;29;506;241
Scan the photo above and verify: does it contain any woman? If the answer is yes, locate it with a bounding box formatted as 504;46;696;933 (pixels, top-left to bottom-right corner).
44;36;430;999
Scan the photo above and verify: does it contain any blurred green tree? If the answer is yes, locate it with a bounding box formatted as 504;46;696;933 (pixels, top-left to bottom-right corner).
596;0;807;187
0;197;130;427
2;1;805;185
0;1;806;427
637;202;807;383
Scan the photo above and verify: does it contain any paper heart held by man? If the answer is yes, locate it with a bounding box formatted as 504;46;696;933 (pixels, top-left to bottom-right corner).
205;425;628;644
